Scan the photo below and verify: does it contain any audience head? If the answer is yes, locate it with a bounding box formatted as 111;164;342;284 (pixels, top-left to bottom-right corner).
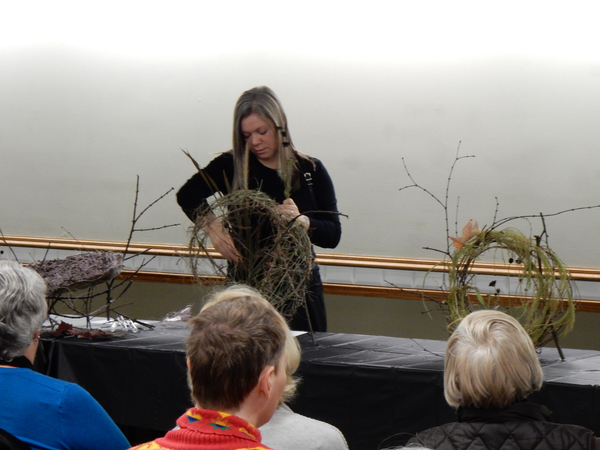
201;283;302;404
187;285;288;421
0;261;47;361
444;309;543;409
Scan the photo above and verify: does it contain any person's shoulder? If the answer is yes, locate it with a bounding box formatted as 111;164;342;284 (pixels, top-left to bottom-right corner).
6;369;100;410
218;150;234;160
407;423;467;449
207;150;234;166
295;152;323;172
261;404;348;450
10;367;73;394
193;151;234;182
292;412;345;440
541;421;598;440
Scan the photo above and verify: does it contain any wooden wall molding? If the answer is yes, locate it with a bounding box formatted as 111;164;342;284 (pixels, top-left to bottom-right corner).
3;235;600;312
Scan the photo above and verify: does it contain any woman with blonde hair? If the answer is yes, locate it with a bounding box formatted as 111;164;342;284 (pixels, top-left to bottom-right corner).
177;86;341;332
408;310;600;450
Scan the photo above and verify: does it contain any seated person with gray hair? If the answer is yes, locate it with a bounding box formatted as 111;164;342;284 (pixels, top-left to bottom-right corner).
409;309;600;450
129;285;288;450
0;260;129;450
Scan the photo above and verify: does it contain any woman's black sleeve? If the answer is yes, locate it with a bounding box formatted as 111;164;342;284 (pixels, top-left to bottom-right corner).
176;153;233;222
305;159;342;249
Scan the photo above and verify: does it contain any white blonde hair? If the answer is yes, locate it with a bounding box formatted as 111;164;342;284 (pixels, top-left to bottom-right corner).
281;326;301;403
444;310;543;409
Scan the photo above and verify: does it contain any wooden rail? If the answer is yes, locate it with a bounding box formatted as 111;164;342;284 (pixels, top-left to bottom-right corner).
3;235;600;312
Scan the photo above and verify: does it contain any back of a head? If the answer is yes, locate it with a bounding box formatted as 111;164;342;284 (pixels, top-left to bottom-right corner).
444;310;543;409
202;285;302;403
0;261;47;361
187;286;287;411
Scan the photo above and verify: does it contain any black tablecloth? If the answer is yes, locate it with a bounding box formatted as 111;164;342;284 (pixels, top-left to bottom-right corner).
41;325;600;450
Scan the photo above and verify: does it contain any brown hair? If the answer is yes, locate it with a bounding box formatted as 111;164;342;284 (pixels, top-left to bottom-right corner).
187;285;287;411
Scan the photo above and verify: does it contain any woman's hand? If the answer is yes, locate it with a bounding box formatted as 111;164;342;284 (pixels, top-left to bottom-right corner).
203;214;240;263
276;198;310;230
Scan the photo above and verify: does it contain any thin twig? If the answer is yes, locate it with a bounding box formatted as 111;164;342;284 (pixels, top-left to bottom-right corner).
133;223;180;232
399;158;445;209
0;227;20;261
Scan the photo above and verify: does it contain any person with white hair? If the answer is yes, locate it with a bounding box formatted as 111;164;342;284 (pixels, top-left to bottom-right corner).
0;260;129;450
408;309;600;450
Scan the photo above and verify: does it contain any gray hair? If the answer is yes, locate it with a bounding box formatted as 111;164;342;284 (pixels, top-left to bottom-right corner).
444;309;544;409
0;261;47;360
231;86;312;192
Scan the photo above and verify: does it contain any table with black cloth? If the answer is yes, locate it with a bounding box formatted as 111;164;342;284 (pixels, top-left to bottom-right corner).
41;324;600;450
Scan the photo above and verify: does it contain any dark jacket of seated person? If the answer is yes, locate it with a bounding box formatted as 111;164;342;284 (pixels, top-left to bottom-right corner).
407;310;600;450
0;260;130;450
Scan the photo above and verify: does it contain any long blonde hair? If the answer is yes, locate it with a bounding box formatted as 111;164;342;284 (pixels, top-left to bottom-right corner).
231;86;310;194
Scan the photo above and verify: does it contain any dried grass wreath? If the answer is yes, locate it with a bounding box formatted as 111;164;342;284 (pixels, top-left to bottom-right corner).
446;227;575;348
400;145;584;353
188;189;313;319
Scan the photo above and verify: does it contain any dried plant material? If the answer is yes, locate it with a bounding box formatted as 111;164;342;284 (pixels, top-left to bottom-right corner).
29;251;123;295
0;177;177;333
75;328;125;339
447;228;574;347
48;321;125;339
400;143;580;352
49;321;75;337
188;189;313;318
448;219;481;250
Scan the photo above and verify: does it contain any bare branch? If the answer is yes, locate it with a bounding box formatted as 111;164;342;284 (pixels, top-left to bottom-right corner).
135;187;175;220
0;227;19;261
133;223;180;233
399;158;445;208
492;204;600;229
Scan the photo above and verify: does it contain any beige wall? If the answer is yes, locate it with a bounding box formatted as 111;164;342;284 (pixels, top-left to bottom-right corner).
3;5;600;270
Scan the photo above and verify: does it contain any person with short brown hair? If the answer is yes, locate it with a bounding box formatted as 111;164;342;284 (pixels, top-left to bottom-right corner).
130;285;287;450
